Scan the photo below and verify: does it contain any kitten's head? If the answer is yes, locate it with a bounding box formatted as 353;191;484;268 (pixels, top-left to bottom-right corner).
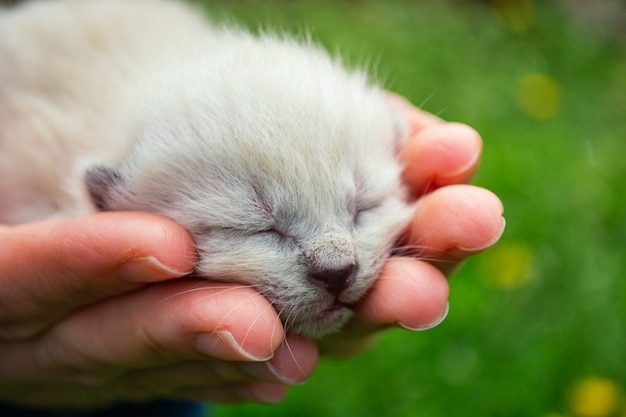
85;34;414;338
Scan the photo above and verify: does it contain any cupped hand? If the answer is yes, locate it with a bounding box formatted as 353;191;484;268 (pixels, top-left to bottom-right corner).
0;95;504;409
318;93;505;355
0;213;312;408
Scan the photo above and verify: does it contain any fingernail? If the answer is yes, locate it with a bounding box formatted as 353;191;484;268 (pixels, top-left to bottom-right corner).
194;331;274;362
118;256;193;283
398;302;449;331
457;216;507;253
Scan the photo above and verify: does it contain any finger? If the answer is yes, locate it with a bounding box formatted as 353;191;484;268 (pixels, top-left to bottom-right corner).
0;212;197;339
119;334;318;389
387;92;483;194
132;365;288;404
359;257;450;329
399;122;483;196
240;334;318;385
83;334;315;406
181;381;289;404
3;371;289;408
85;363;292;405
0;279;284;384
318;257;449;356
401;184;506;276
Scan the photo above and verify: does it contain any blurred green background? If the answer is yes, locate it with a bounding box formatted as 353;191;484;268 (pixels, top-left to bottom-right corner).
194;1;625;416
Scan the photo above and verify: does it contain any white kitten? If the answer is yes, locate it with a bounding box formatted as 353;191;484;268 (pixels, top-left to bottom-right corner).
0;0;414;338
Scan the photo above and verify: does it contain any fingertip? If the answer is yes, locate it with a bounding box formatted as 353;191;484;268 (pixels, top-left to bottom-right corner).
433;123;483;182
456;215;506;255
177;283;284;361
400;122;483;193
266;334;318;384
48;211;197;284
237;335;318;386
357;257;450;329
446;185;505;254
398;301;449;331
89;211;198;280
407;185;505;257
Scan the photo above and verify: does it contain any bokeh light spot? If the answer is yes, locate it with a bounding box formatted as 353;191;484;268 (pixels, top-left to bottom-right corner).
437;344;479;386
568;377;622;417
491;0;536;32
481;241;533;289
517;72;562;120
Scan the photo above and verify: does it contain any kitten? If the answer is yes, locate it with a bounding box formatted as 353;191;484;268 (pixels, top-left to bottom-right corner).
0;0;414;338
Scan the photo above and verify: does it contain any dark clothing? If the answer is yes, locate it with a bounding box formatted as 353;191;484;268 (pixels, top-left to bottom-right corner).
0;400;207;417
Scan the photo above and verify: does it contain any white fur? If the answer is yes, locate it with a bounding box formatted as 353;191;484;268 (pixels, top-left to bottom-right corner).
0;0;414;337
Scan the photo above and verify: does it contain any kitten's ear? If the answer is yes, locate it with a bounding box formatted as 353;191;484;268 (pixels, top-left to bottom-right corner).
84;165;124;211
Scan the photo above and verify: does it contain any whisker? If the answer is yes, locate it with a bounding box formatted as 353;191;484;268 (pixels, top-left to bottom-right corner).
434;108;446;118
155;283;253;305
282;334;306;379
417;89;438;110
212;291;271;332
240;297;282;350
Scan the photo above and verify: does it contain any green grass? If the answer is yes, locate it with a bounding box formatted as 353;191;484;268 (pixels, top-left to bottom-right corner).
190;1;626;416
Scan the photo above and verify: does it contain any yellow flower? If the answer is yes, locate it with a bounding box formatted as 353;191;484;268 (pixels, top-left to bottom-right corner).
568;377;622;417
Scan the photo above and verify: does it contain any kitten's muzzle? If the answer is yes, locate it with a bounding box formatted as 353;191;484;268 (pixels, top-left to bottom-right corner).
304;231;357;297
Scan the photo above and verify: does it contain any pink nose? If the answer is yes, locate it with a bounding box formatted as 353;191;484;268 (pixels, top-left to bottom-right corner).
308;264;356;297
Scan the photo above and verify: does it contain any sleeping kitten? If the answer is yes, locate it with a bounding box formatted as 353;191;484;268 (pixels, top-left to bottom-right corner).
0;0;414;338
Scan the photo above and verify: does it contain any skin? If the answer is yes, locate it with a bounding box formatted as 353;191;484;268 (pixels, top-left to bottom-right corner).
0;98;505;409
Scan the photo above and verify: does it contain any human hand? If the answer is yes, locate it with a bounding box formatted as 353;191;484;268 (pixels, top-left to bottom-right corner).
0;95;504;409
0;213;309;408
317;93;506;355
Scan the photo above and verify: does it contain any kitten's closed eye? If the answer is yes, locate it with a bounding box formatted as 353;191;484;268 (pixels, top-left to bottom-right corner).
354;202;382;225
265;227;291;240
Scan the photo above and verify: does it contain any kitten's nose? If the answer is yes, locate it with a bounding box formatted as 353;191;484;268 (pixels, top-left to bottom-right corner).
308;264;356;297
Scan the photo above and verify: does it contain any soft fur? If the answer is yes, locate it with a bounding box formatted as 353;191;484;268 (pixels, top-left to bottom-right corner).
0;0;414;337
